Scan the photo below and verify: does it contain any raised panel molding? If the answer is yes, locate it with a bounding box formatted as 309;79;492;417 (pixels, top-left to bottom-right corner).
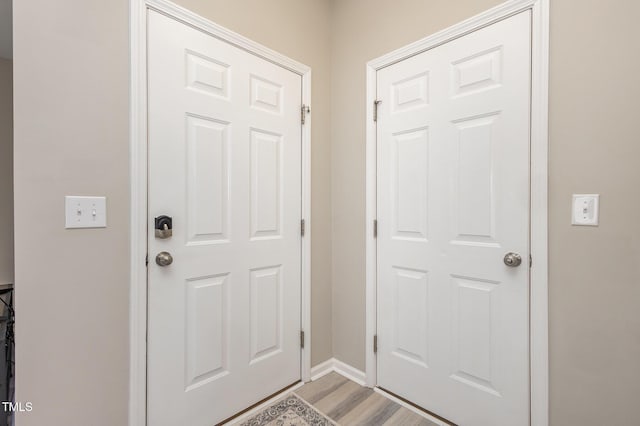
185;50;229;99
186;114;230;245
391;127;429;241
451;112;500;247
451;46;502;97
250;265;283;363
391;72;429;113
250;75;283;114
250;129;283;240
450;275;500;396
392;267;429;368
185;273;229;390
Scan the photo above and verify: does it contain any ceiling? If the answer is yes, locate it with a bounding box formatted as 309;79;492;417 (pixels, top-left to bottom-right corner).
0;0;11;60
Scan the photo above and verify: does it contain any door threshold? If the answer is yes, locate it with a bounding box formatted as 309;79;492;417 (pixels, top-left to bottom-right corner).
375;387;457;426
219;380;303;425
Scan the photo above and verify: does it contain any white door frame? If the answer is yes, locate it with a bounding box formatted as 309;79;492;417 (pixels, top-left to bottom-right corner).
128;1;312;424
365;0;549;424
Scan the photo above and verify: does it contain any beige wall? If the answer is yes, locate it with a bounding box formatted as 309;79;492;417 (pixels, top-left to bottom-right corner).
329;0;640;425
548;1;640;424
172;0;334;369
13;1;332;425
13;1;130;424
0;58;12;285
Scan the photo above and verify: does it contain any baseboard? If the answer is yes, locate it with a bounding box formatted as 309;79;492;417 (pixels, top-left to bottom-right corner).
310;358;335;381
332;359;366;386
309;358;366;386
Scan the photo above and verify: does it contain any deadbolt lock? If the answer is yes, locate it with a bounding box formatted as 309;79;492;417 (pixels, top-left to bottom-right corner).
155;215;173;239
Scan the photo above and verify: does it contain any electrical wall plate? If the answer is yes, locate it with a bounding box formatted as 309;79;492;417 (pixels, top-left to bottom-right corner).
572;194;599;226
65;196;107;229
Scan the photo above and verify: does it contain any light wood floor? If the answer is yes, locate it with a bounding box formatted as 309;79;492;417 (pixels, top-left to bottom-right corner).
294;372;439;425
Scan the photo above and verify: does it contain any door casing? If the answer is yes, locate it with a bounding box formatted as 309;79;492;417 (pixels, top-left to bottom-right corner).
365;0;549;424
129;1;313;424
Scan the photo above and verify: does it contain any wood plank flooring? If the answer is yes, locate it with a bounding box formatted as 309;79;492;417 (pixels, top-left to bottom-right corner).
294;372;439;425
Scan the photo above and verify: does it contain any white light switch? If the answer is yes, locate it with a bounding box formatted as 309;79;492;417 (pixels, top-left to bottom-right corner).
65;196;107;229
572;194;599;226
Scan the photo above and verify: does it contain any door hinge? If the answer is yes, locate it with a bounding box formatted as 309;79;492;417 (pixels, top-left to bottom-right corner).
373;100;382;122
529;254;533;268
300;330;305;349
301;219;306;237
373;219;378;238
301;104;310;125
145;254;148;267
373;335;378;354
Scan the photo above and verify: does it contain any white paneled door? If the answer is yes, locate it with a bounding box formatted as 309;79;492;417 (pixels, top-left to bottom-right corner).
147;11;302;426
376;11;531;426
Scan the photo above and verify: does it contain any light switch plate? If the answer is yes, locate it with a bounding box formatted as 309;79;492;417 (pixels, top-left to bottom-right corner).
65;196;107;229
572;194;599;226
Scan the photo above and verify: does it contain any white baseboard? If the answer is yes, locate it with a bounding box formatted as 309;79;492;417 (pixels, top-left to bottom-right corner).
332;359;366;386
310;358;335;381
309;358;366;386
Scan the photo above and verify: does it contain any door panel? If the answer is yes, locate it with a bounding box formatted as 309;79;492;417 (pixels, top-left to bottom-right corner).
184;274;229;390
186;115;229;243
250;265;283;362
391;128;429;241
250;129;283;239
377;11;531;426
147;10;302;426
392;267;429;367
